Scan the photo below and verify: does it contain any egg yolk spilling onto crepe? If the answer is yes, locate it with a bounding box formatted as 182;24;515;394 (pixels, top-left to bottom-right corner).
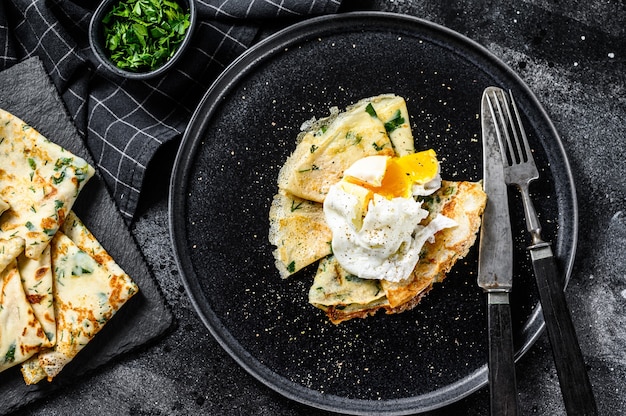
343;149;440;199
323;149;457;283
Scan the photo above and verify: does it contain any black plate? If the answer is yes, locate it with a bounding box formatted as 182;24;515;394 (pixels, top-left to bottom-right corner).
169;12;577;415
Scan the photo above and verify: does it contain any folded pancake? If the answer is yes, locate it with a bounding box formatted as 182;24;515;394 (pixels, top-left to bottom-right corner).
0;198;8;215
268;191;332;279
270;94;487;325
0;109;95;259
17;246;55;345
0;259;49;373
21;215;138;384
0;237;25;274
60;211;133;282
308;255;387;310
277;95;410;203
309;181;486;324
360;94;415;156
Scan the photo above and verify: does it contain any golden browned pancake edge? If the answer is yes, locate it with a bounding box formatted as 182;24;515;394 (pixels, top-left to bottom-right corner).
317;181;486;324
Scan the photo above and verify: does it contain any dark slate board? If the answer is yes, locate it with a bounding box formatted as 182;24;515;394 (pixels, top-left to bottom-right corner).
0;57;173;415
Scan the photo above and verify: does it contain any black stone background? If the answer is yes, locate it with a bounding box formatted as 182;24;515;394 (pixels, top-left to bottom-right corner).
10;0;626;415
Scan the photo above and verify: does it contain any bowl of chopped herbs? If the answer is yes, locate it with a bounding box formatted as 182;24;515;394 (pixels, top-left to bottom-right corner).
90;0;196;79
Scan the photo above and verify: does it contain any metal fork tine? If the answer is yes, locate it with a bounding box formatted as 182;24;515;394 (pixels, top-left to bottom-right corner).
500;90;523;165
487;90;511;166
508;89;532;164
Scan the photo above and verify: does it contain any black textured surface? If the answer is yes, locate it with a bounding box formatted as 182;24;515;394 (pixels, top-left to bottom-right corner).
170;13;574;415
0;57;173;415
13;1;626;415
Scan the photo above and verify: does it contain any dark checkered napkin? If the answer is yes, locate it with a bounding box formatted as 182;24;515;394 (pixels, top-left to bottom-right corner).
0;0;342;221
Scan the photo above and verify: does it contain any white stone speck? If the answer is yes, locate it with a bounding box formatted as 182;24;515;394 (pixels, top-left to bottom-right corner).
621;289;626;299
608;52;615;59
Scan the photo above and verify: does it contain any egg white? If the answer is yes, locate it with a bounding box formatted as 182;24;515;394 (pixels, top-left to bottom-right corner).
323;155;456;282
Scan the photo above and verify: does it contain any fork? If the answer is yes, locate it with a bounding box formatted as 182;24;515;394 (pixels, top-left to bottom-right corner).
487;88;598;416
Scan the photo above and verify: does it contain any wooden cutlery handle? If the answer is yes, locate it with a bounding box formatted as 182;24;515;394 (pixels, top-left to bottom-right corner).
487;293;520;416
531;245;597;415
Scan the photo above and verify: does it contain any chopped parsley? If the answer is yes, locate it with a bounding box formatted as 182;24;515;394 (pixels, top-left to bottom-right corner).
365;103;377;118
72;265;94;276
344;274;365;283
51;171;66;185
74;165;91;183
102;0;191;72
54;157;73;170
443;185;456;196
298;164;319;173
3;343;16;364
314;125;329;137
372;142;386;151
290;200;303;212
383;109;405;134
365;104;405;134
71;252;95;276
346;131;362;145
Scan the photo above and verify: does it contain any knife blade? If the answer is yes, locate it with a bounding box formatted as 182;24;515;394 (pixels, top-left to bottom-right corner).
478;86;519;415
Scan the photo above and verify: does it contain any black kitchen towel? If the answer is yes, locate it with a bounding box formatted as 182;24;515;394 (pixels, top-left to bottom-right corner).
0;0;342;221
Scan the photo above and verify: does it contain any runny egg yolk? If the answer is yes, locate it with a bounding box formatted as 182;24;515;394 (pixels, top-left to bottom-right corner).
344;149;439;199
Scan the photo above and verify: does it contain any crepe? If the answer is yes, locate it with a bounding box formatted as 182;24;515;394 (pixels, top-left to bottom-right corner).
21;213;138;384
59;211;133;282
271;95;416;278
0;237;25;274
270;94;487;324
17;246;56;345
309;255;387;309
0;107;137;384
277;95;412;203
309;181;486;324
0;198;8;215
0;108;95;259
381;181;486;307
0;260;49;373
268;192;332;279
361;94;415;156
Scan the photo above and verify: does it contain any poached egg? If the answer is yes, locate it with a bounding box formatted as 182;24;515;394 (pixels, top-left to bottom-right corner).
323;150;457;283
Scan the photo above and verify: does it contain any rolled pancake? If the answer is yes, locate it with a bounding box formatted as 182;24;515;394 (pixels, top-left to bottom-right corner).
21;213;138;384
0;237;25;274
0;109;94;259
276;95;407;203
0;260;48;373
269;191;332;279
310;181;486;324
18;246;55;346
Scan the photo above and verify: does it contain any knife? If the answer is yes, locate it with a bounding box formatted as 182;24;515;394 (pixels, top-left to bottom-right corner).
477;87;520;415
